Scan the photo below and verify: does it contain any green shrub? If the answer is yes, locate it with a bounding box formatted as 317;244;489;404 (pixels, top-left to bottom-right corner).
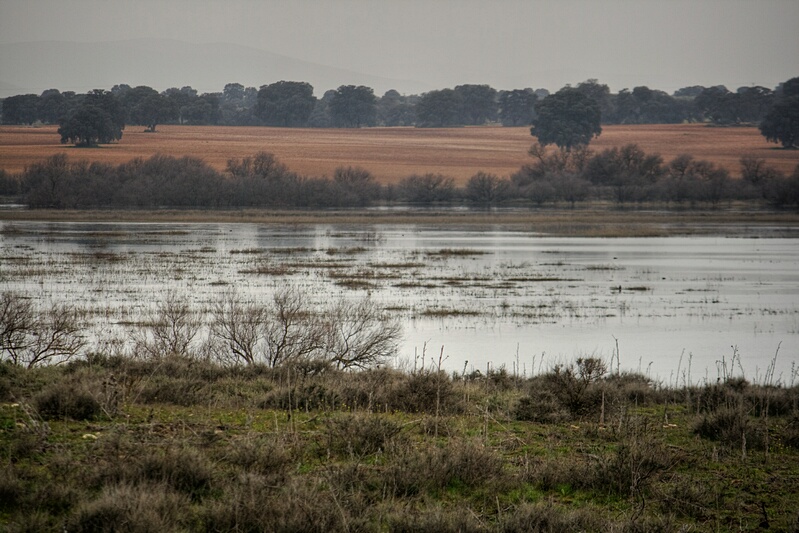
33;382;101;420
694;407;753;449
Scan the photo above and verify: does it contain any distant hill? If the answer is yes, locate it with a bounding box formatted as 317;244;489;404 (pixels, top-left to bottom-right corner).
0;39;430;98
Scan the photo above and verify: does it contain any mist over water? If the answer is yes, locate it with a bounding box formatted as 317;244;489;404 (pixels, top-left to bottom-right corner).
2;221;797;385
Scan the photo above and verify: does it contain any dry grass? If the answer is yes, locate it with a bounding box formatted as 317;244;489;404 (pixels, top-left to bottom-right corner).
1;124;796;185
2;207;798;238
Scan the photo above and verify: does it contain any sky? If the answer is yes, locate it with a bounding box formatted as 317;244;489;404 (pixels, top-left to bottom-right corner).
1;0;798;96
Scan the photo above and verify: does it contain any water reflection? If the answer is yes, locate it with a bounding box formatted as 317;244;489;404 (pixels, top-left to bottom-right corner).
1;220;797;384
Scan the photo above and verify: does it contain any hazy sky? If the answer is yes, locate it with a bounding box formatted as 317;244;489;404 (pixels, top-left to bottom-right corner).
1;0;797;94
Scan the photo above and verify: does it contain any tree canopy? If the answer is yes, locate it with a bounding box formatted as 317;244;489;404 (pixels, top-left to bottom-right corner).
498;89;537;127
57;105;121;146
415;89;463;127
329;85;377;128
124;86;177;131
759;95;799;149
256;81;316;127
531;88;602;150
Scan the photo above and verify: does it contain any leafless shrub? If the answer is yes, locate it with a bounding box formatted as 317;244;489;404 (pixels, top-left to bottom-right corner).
324;297;401;370
131;292;200;359
740;155;783;186
332;165;381;206
466;171;512;206
0;291;85;368
264;287;325;367
226;151;289;180
397;173;457;204
210;287;325;367
210;290;266;365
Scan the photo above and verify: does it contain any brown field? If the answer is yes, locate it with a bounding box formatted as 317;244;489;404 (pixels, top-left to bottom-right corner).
1;123;797;185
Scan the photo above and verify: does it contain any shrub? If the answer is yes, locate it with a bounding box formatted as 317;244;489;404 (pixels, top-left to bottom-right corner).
33;382;101;420
137;446;213;500
593;425;678;497
500;501;607;532
4;511;59;533
387;439;503;496
513;388;569;423
387;507;488;533
397;173;456;204
130;293;200;359
0;467;22;511
694;407;765;450
324;413;404;458
386;370;459;414
221;434;295;481
540;357;607;418
67;482;189;533
1;291;86;368
780;412;799;450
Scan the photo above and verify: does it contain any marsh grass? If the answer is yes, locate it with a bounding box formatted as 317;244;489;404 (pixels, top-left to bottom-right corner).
7;207;798;240
2;355;799;531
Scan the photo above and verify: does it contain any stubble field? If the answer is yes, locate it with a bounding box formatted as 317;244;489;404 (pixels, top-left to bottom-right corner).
1;123;797;185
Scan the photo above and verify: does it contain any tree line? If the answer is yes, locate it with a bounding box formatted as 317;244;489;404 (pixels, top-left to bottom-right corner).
2;146;797;209
1;78;792;132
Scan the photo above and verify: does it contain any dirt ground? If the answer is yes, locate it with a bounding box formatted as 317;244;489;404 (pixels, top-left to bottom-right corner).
1;123;796;185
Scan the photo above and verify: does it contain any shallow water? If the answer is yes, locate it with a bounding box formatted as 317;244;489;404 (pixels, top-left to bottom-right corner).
1;220;797;385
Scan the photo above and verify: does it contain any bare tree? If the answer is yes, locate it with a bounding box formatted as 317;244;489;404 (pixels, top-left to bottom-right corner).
210;290;266;365
206;288;402;370
132;293;200;359
0;291;85;368
264;287;325;367
324;297;401;370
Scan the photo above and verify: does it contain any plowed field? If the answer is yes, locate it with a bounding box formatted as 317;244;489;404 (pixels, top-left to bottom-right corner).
1;124;796;185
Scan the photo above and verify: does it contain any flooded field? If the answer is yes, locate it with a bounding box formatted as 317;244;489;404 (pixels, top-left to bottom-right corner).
1;220;797;384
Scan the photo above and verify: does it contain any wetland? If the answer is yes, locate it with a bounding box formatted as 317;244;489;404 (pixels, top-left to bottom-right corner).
2;215;797;384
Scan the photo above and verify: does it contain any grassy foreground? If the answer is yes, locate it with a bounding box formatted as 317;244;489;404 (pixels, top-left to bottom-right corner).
2;355;798;532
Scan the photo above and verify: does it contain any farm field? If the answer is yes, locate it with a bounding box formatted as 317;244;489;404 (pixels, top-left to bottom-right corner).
1;124;797;185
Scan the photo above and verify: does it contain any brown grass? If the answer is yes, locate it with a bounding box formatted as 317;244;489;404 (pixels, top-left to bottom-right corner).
1;124;797;185
3;208;798;238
